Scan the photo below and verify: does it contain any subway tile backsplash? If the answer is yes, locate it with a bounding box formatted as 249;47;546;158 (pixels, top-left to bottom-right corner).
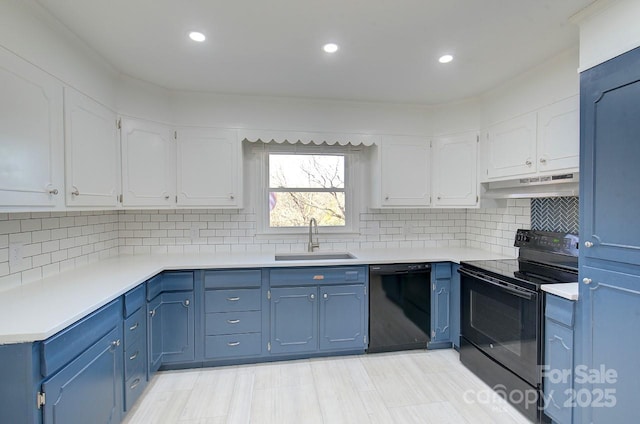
0;211;119;291
0;201;532;290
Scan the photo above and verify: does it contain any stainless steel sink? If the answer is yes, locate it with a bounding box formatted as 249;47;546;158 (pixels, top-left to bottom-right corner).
274;252;356;261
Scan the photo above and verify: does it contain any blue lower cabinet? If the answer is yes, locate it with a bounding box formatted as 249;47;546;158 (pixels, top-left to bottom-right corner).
147;272;196;374
319;285;366;351
430;263;452;348
450;264;461;349
42;326;123;424
270;286;319;354
147;294;163;374
543;294;575;424
159;291;195;364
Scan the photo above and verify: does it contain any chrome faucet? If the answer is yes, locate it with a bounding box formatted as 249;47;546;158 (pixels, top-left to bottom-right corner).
308;218;319;252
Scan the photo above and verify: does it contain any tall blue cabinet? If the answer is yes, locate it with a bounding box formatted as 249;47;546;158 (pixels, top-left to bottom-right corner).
577;45;640;423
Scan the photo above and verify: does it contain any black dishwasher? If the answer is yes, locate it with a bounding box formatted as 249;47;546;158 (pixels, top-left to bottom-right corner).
368;263;431;353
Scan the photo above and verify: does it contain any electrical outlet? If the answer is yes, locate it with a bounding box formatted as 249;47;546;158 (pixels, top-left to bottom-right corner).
9;243;23;270
190;226;199;240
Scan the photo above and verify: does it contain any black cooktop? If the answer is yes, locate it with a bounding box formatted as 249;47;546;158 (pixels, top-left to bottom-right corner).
461;229;579;290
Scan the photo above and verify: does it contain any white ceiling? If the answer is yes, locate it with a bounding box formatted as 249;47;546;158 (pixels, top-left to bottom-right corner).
35;0;593;105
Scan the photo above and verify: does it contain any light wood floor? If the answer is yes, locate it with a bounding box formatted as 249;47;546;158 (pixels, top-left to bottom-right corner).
123;349;531;424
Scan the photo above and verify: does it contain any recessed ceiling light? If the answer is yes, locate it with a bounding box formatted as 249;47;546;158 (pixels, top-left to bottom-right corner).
323;43;339;53
189;31;206;42
439;54;454;64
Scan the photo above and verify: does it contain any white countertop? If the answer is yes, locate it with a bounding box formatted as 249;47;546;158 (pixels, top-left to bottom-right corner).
541;283;579;301
0;247;511;345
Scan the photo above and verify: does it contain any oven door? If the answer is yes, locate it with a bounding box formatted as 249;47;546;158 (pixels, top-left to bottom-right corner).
460;268;540;386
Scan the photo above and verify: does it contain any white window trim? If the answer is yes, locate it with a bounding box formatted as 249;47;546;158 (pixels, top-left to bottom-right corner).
250;142;362;236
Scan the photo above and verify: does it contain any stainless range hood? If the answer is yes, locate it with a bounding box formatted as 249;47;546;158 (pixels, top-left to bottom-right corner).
481;173;579;199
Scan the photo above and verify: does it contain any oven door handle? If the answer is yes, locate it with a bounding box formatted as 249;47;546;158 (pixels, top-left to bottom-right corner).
459;268;535;300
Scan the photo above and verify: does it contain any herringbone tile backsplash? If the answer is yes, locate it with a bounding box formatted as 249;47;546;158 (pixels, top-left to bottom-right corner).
530;197;579;234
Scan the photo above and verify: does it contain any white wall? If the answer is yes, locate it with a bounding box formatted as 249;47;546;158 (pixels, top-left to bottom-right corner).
574;0;640;71
0;0;118;109
169;91;435;136
479;47;579;126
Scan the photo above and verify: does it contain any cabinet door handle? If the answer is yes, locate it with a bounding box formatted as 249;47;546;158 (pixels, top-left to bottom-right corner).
230;194;235;200
227;341;240;347
539;158;547;164
584;241;594;248
71;186;80;196
525;160;532;166
47;188;59;195
227;297;240;301
227;319;241;324
129;322;139;331
130;378;141;390
310;294;315;300
183;299;190;307
323;293;328;299
583;277;592;285
164;195;170;200
112;339;121;347
129;351;139;361
149;310;156;317
384;196;389;201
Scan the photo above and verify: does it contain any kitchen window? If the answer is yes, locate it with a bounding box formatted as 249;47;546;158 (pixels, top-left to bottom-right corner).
251;142;361;235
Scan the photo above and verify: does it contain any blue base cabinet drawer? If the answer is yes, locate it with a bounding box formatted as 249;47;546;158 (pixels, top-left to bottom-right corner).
270;266;366;286
41;299;122;378
124;285;145;317
124;338;145;381
204;269;261;289
206;311;261;335
205;333;262;358
205;288;261;312
124;370;146;411
124;307;146;347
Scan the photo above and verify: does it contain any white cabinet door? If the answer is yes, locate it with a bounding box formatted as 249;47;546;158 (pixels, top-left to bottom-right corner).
485;113;537;179
121;119;176;207
176;128;241;207
537;96;579;173
432;132;478;207
64;88;119;207
0;48;63;208
378;136;431;207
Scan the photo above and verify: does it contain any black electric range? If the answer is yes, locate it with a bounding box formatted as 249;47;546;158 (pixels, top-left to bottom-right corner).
458;229;579;423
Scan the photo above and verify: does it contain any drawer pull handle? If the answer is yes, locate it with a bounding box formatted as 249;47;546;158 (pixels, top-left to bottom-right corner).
130;378;141;390
227;341;241;347
129;322;139;331
129;351;139;361
227;297;240;301
313;275;324;280
227;319;241;324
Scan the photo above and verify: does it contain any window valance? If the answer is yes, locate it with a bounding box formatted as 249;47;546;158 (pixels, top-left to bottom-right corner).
239;130;379;146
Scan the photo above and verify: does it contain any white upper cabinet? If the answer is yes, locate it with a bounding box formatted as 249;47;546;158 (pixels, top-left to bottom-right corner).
121;118;176;208
64;88;119;207
432;132;478;207
371;135;431;208
483;96;579;181
485;113;537;179
0;48;63;209
536;96;579;173
176;128;242;208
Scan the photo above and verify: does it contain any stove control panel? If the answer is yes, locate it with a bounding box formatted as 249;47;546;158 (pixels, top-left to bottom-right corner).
514;229;579;257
